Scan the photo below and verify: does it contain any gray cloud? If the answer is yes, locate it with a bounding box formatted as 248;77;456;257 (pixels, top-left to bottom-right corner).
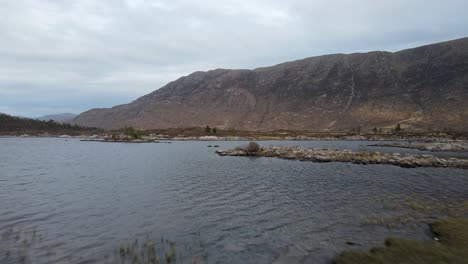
1;0;468;117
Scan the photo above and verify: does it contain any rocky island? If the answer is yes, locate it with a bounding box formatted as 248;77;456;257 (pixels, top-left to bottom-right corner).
216;142;468;169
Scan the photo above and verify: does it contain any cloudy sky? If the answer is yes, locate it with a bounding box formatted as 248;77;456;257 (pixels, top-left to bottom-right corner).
1;0;468;117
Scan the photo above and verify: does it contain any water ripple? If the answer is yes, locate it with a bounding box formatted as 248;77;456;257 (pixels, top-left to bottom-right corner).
0;138;467;264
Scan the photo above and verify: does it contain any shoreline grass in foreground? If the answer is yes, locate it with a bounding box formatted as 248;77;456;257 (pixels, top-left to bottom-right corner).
334;217;468;264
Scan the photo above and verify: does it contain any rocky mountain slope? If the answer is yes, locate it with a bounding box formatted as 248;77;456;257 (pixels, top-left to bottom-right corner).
74;37;468;131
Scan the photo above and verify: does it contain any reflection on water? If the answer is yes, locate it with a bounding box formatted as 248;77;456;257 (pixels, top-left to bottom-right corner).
0;138;467;263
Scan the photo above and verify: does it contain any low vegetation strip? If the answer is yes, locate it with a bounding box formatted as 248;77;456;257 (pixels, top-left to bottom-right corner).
334;217;468;264
215;143;468;169
0;113;101;136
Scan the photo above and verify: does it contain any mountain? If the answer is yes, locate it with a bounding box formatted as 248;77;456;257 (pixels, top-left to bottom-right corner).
74;37;468;132
37;113;77;123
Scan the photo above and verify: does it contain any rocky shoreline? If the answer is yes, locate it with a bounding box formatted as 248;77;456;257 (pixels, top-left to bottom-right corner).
369;141;468;152
216;144;468;169
4;133;468;142
79;139;166;143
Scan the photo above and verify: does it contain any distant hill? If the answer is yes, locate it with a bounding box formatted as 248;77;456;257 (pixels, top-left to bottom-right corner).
36;113;77;123
0;113;100;135
74;37;468;132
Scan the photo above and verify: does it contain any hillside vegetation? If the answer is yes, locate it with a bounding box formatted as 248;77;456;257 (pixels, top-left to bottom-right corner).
0;113;101;136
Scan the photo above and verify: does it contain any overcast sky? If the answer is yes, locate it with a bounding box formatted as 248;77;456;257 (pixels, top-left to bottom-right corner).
1;0;468;117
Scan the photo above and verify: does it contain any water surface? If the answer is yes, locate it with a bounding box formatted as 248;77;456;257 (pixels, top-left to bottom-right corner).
0;138;467;263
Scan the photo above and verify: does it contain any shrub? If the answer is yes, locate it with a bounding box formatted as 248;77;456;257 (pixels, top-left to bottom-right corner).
247;142;261;152
395;123;402;133
111;133;120;140
123;126;142;139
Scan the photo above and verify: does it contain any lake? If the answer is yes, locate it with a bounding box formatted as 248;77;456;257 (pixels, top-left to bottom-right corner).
1;138;467;263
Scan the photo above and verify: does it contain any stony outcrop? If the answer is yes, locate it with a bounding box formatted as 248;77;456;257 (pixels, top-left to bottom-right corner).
216;145;468;169
74;37;468;132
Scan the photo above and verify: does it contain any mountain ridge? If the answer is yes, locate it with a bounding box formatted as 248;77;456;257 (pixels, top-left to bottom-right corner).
37;113;77;123
74;37;468;131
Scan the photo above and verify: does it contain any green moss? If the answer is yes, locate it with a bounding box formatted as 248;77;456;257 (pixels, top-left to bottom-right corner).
334;218;468;264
